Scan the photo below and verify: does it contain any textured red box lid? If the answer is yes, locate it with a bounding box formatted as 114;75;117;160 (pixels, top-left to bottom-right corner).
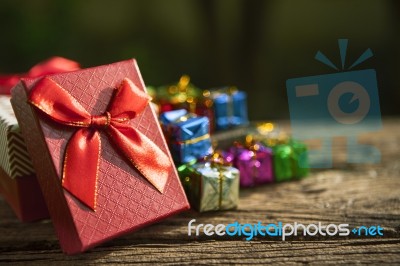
10;59;189;254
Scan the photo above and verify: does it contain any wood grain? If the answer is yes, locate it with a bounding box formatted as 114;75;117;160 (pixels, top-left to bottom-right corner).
0;119;399;265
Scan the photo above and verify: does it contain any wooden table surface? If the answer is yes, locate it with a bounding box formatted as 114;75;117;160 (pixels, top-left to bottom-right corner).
0;119;399;265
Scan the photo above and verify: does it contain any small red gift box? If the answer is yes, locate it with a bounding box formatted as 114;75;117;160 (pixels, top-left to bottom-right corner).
0;57;80;94
0;96;49;222
10;59;189;254
0;168;48;222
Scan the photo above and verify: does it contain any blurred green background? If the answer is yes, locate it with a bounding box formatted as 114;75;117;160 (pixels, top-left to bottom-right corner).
0;0;398;120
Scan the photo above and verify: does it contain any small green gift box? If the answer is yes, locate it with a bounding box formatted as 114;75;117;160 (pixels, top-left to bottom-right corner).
272;140;309;181
178;155;239;212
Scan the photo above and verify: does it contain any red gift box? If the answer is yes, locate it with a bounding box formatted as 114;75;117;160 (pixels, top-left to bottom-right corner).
0;167;49;222
0;96;49;222
10;59;189;254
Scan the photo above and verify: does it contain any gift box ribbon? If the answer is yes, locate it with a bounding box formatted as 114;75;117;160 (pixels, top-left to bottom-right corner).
176;133;210;145
29;77;172;210
205;152;231;209
0;57;80;95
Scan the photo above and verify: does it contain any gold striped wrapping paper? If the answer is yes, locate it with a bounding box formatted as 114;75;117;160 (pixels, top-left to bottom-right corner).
0;96;35;179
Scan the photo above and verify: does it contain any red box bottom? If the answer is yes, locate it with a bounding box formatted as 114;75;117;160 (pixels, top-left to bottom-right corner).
0;167;49;222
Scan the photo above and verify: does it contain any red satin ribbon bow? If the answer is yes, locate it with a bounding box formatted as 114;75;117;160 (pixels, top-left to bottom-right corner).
29;77;171;210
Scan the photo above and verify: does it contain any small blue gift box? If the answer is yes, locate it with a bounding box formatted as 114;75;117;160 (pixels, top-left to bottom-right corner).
211;87;249;130
160;109;213;163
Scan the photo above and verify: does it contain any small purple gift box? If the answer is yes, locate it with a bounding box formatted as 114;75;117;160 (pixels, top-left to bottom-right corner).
224;143;274;187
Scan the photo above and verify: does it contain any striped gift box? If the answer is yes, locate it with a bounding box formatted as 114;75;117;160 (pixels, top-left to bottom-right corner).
0;95;48;222
0;96;35;178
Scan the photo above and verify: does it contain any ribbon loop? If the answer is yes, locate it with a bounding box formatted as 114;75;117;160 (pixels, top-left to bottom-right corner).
29;77;171;211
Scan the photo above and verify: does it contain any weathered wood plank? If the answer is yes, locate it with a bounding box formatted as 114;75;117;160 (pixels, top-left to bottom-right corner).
0;119;399;264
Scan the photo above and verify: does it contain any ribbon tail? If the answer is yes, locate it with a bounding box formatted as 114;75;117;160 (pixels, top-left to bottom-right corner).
107;123;171;193
62;128;101;211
